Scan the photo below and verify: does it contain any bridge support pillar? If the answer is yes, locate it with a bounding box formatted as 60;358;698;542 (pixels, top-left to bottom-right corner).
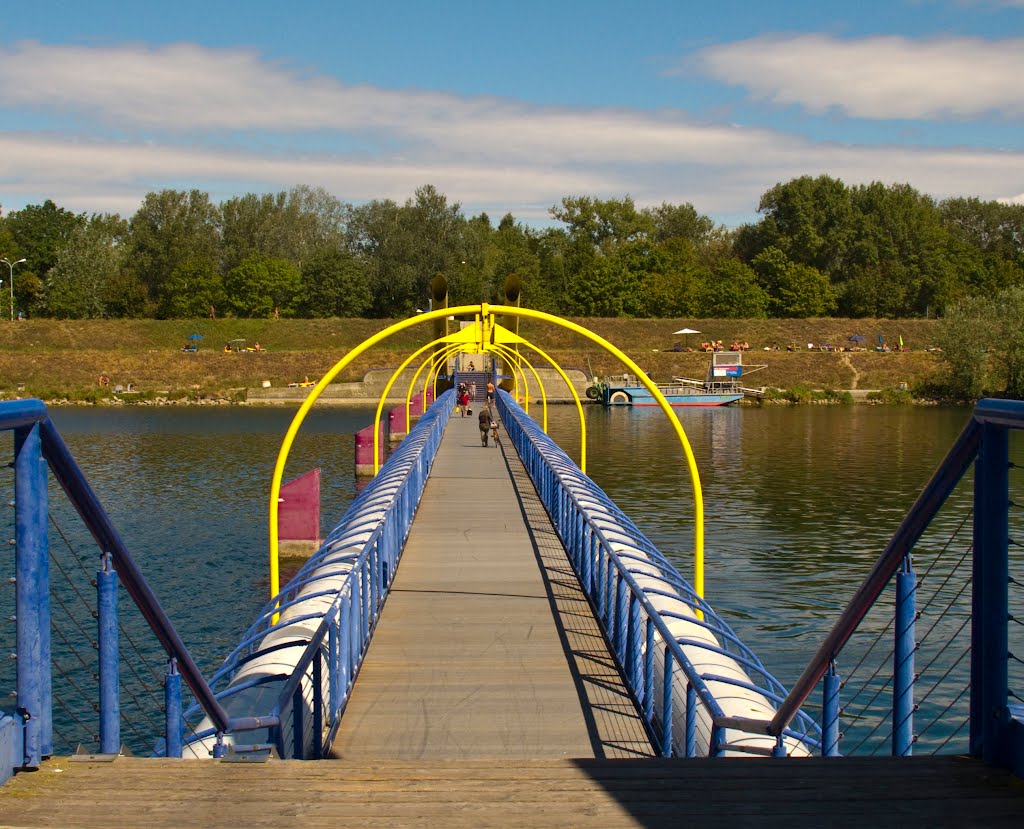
971;422;1010;764
893;554;916;756
822;659;841;756
13;422;50;768
97;552;120;755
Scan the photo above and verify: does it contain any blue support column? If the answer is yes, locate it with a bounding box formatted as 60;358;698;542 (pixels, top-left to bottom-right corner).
893;554;916;756
971;422;1010;764
13;422;49;768
328;619;341;716
685;683;697;757
822;659;841;757
164;658;183;758
97;552;120;755
661;649;674;757
643;619;655;723
311;655;323;759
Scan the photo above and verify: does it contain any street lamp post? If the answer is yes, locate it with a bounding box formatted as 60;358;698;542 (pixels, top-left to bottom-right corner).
1;258;27;321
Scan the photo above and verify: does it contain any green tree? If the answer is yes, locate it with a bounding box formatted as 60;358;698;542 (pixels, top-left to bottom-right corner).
550;195;653;248
640;239;704;317
695;259;769;318
44;224;126;318
4;199;86;278
296;249;372;317
643;202;715;245
736;175;854;277
936;290;1018;399
161;259;225;318
219;186;351;274
224;255;301;317
127;189;220;314
349;185;467;316
752;247;837;317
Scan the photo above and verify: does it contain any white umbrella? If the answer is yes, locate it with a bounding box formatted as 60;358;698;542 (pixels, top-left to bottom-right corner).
672;328;701;348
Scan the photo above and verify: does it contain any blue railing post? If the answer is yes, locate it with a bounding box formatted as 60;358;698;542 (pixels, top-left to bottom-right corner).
644;619;655;723
164;658;183;758
312;655;323;759
822;659;841;757
685;682;697;757
13;422;50;768
971;421;1010;764
97;552;120;755
661;648;674;757
893;554;916;757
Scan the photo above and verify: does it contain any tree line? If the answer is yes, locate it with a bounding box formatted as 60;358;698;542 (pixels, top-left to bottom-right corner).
1;177;1022;321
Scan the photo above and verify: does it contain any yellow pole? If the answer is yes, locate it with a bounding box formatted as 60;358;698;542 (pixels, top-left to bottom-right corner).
269;303;704;609
504;331;587;474
487;341;547;431
494;306;705;600
372;335;455;475
269;306;480;608
491;342;525;410
406;344;463;433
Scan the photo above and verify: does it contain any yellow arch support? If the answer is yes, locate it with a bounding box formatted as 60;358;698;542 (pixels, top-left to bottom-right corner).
372;334;456;475
495;305;705;599
503;333;587;474
487;341;547;432
269;303;705;610
406;344;463;434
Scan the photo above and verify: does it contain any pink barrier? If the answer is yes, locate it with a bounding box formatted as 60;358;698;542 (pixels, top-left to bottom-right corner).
354;420;386;476
279;468;321;541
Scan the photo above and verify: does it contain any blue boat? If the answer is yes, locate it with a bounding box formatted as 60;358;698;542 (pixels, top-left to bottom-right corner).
590;350;761;407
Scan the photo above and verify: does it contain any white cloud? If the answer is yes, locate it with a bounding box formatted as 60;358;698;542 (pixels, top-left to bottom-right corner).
692;34;1024;120
2;41;1024;223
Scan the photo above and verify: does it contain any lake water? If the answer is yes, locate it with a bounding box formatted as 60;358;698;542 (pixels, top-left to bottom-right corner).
3;401;1020;754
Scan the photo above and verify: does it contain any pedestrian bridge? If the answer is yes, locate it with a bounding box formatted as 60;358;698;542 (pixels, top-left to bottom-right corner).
2;309;1024;825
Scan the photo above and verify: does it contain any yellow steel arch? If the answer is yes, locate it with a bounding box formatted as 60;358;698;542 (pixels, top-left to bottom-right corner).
371;334;455;475
503;332;587;473
487;341;547;432
269;303;704;606
405;344;463;434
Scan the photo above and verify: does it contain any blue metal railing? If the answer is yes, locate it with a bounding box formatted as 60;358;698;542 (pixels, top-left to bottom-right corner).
763;399;1024;773
173;389;453;759
496;390;821;757
0;399;260;772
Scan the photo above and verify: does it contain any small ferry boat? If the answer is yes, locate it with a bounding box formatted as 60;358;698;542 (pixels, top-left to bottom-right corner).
590;351;761;407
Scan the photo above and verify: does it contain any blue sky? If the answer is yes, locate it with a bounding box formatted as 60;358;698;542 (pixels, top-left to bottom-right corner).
2;0;1023;226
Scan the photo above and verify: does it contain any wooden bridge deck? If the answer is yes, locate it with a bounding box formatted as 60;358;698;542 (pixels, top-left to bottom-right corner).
3;755;1022;828
3;410;1024;827
331;410;654;760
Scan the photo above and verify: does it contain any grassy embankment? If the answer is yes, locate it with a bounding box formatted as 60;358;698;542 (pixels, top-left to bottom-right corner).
0;317;945;403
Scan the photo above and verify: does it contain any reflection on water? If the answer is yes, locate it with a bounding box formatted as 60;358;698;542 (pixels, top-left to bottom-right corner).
540;404;1009;689
40;406;379;663
3;403;1020;751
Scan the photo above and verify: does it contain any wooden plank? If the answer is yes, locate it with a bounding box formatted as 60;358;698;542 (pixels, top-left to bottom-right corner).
331;413;651;760
2;756;1022;828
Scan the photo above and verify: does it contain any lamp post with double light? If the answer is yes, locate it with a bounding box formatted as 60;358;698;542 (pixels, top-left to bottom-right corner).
1;258;27;321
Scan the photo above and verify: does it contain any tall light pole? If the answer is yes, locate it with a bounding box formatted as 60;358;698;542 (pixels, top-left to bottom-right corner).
1;258;26;321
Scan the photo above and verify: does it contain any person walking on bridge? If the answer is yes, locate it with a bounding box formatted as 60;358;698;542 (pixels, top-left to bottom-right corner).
486;380;495;406
478;407;494;446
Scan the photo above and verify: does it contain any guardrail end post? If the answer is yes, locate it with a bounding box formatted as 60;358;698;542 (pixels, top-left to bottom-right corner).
97;552;120;755
164;658;183;758
822;659;841;756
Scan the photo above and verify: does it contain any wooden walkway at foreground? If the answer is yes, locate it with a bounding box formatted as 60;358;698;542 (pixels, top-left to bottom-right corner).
3;755;1022;828
3;412;1023;827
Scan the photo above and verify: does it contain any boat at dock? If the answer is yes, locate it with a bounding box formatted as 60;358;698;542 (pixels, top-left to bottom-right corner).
590;350;763;407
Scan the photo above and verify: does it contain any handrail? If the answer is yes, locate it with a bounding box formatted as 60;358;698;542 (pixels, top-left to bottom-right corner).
1;400;233;734
771;398;1024;738
180;389;453;757
496;390;820;755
